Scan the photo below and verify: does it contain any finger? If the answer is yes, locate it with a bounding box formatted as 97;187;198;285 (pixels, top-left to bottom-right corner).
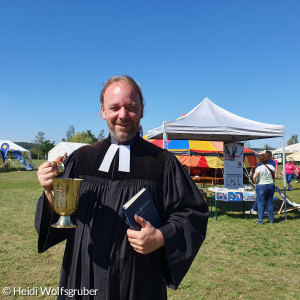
38;166;57;179
130;242;143;252
128;236;141;246
55;156;64;163
134;215;150;228
127;228;141;240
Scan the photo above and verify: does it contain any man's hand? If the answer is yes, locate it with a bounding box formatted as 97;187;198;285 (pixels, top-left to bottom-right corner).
127;215;165;254
37;156;64;205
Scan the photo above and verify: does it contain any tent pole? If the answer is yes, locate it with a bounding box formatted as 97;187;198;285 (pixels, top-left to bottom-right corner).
162;122;168;150
282;136;287;220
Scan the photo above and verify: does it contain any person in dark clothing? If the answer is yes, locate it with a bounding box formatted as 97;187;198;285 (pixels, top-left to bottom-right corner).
36;75;209;300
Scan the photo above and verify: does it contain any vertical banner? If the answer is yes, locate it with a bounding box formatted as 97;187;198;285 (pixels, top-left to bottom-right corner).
224;142;244;189
1;143;10;164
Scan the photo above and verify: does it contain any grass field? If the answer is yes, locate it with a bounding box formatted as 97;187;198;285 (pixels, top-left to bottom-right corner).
0;160;299;299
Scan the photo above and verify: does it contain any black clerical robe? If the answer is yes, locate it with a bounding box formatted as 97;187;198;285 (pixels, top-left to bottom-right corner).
35;135;209;300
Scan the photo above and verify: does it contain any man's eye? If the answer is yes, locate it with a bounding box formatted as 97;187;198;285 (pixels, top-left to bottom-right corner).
127;106;138;112
110;107;119;111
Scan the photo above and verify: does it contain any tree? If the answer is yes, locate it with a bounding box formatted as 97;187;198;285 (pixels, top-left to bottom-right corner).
71;130;97;144
97;129;106;141
287;134;298;146
34;131;45;145
66;125;75;142
32;131;46;159
263;144;271;151
39;140;55;158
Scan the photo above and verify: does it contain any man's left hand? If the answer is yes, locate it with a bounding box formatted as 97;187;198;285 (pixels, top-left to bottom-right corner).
127;215;165;254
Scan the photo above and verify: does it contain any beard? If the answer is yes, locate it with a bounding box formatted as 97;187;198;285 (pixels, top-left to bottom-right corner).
106;119;140;143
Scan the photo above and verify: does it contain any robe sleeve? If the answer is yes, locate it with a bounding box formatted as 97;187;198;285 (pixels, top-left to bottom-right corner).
35;151;79;253
159;154;209;290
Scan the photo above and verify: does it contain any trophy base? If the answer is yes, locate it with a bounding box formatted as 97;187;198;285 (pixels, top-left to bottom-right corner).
51;216;77;228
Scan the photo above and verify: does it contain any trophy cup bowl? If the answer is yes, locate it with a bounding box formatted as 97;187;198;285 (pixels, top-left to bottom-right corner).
51;178;83;228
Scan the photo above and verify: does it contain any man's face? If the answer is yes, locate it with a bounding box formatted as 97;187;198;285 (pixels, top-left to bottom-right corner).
101;81;143;143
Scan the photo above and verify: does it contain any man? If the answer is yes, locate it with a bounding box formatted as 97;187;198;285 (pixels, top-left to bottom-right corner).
247;150;277;215
36;75;209;300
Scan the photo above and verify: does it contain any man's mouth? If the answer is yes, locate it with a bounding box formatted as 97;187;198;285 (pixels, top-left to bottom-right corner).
116;123;131;129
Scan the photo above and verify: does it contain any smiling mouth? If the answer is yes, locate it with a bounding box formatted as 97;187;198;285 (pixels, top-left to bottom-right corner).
116;123;131;128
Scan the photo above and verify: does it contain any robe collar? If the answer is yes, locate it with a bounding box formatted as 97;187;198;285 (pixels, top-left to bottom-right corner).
98;133;139;173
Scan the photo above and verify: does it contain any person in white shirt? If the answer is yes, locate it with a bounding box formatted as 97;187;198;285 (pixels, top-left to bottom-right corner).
253;153;276;224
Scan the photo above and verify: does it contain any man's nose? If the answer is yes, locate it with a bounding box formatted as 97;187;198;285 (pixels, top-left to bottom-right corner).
119;107;129;118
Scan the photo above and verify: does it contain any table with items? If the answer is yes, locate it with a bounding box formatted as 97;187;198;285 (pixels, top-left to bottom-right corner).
206;186;256;220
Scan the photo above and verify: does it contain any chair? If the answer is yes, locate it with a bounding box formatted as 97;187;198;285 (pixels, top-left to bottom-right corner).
275;186;300;214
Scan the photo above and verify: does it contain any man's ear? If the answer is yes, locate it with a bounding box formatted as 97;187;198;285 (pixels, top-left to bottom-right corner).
140;106;144;119
101;104;106;120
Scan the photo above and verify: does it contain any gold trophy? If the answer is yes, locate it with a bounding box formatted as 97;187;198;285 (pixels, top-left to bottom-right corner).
50;161;83;228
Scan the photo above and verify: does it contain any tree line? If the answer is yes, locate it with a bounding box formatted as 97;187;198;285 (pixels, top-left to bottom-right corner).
27;126;106;159
17;131;299;159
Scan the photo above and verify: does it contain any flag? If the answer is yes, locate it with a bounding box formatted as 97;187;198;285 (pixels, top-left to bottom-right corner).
1;143;10;163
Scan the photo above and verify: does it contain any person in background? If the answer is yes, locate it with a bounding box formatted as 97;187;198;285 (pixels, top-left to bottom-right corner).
253;153;276;224
246;150;277;215
291;159;298;183
272;155;279;178
285;158;296;190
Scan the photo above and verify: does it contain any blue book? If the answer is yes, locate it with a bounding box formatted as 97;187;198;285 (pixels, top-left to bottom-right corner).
123;188;162;231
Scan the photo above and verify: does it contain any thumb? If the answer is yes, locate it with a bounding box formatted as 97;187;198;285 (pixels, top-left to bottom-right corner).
134;215;151;228
55;156;64;163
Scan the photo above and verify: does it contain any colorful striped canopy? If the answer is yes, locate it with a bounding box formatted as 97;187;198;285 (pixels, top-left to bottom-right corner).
146;139;258;169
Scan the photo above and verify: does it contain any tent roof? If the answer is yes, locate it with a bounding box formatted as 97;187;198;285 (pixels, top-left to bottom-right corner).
273;143;300;154
48;142;88;161
146;98;285;142
0;140;30;153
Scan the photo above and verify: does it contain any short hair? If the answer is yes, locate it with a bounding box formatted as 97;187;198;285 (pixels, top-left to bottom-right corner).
100;75;144;107
266;150;272;158
259;153;269;164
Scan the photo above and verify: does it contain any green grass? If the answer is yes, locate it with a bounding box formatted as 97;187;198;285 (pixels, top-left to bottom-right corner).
0;160;299;299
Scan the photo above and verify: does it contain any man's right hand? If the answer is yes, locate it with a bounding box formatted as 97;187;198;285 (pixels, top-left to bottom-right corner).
37;157;63;204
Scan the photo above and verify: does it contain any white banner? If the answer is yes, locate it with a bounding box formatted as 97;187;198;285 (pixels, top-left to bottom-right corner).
224;142;244;189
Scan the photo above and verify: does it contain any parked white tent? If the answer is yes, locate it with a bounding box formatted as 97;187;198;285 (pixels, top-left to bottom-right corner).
287;151;300;162
272;143;300;163
273;143;300;154
0;140;34;170
48;142;88;161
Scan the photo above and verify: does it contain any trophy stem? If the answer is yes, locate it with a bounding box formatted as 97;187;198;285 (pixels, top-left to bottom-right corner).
51;216;77;228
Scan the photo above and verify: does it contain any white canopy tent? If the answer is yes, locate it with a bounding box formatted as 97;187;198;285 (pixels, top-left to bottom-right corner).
0;140;34;170
146;98;288;218
48;142;88;161
273;143;300;154
287;151;300;162
272;143;300;163
147;98;284;142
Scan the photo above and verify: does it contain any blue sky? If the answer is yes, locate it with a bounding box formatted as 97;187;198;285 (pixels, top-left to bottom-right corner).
1;0;299;149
